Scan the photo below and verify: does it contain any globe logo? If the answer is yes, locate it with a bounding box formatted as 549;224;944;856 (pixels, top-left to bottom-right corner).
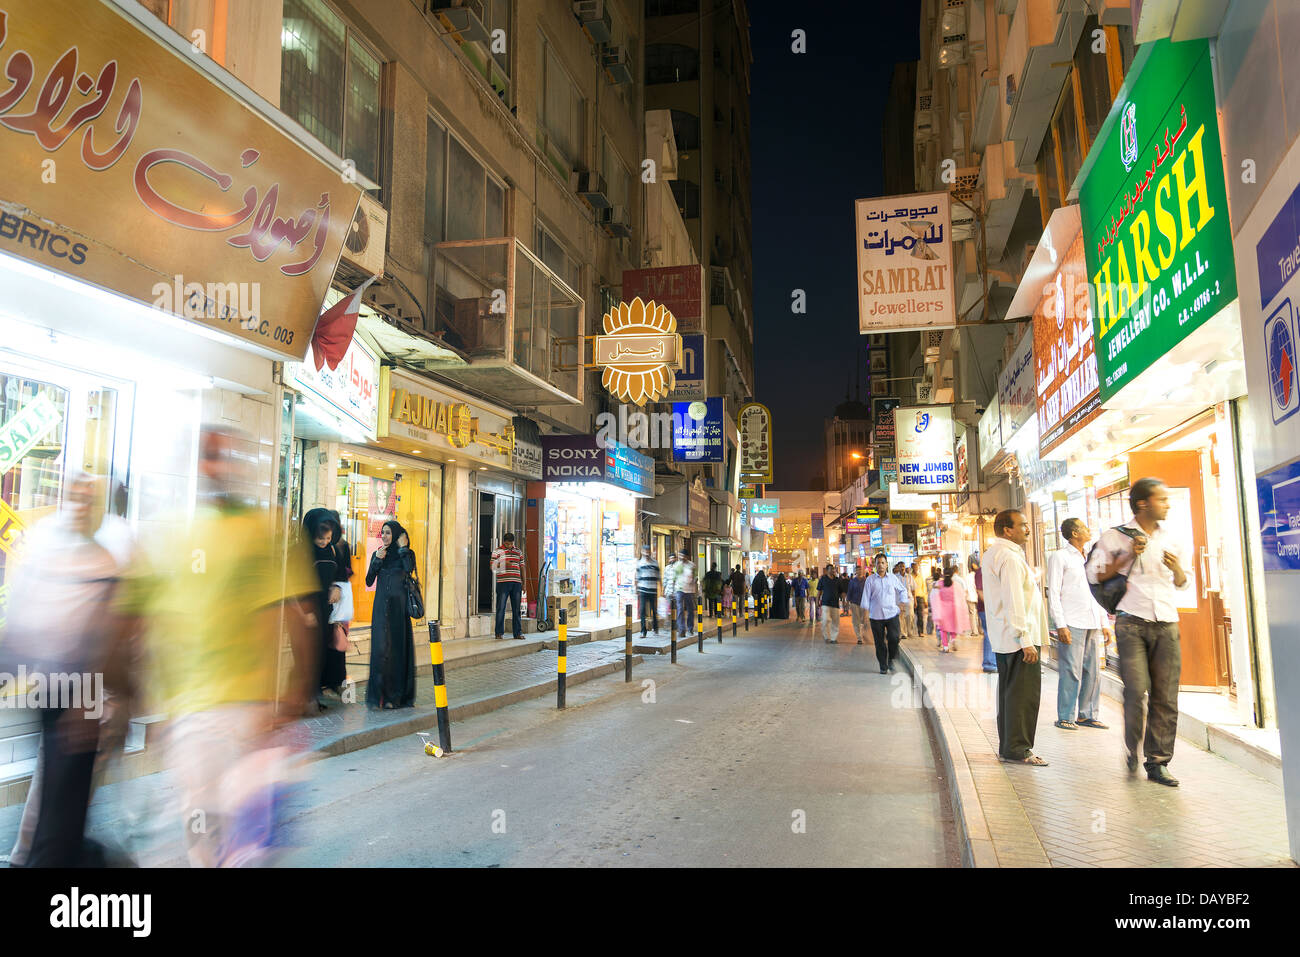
1267;299;1299;424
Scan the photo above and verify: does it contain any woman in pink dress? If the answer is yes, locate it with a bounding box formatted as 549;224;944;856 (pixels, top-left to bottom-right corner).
931;560;970;653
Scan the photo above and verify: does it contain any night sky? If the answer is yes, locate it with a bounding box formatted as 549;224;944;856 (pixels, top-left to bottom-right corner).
750;0;921;488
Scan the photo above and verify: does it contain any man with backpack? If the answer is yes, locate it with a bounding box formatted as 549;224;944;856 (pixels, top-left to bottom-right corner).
1086;478;1188;787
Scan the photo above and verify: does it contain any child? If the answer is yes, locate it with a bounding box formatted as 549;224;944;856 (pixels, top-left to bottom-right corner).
931;561;970;654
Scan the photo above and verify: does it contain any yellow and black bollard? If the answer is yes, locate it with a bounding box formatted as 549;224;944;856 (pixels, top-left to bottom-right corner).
625;603;633;683
557;609;568;709
716;601;723;643
696;595;704;652
744;595;750;631
427;621;452;753
670;598;678;663
731;600;738;637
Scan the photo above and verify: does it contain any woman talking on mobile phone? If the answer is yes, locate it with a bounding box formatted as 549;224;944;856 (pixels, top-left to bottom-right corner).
365;520;417;709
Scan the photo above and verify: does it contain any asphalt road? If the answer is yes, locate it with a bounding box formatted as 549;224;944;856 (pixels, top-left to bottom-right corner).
281;614;961;867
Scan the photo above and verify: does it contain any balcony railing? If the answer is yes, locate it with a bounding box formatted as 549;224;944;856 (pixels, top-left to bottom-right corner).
430;237;584;405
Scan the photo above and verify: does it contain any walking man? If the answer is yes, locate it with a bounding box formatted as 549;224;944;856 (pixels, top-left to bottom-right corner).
1047;519;1111;732
491;532;526;640
895;561;917;638
816;564;840;642
983;509;1049;766
636;545;661;637
847;563;869;644
671;547;698;637
1086;478;1187;787
862;553;911;673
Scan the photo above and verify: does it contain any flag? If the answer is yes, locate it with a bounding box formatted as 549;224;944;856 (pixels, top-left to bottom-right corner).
311;276;379;371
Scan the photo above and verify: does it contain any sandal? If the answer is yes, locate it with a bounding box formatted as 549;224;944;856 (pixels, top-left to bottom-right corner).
1077;718;1109;729
1019;754;1049;766
1054;720;1078;730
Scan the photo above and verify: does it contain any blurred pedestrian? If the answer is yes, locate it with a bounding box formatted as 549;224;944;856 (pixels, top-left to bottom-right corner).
751;567;770;619
303;508;346;708
932;559;970;654
847;563;868;643
328;510;355;672
636;544;661;637
702;562;724;616
671;547;697;635
366;520;418;709
771;572;790;619
971;552;996;674
817;564;840;642
792;571;809;622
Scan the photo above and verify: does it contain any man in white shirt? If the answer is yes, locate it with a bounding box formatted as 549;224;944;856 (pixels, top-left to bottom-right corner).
1086;478;1187;787
982;509;1050;766
1047;518;1112;731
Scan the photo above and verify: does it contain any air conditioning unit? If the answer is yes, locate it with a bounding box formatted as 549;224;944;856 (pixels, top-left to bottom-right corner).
914;88;936;141
572;0;612;44
602;46;634;85
429;0;488;43
571;170;610;208
341;193;387;277
916;382;934;404
600;205;632;239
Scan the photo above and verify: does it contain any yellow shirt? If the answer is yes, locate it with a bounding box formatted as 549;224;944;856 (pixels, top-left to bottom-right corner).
121;504;318;715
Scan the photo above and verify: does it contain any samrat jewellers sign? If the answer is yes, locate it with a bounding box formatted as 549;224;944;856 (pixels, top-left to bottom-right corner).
0;1;360;361
855;191;955;333
1035;231;1101;457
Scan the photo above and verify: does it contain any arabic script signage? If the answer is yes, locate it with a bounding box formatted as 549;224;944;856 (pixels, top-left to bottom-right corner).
595;298;683;405
1034;232;1102;456
855;191;955;333
380;369;522;471
0;0;360;361
894;405;957;494
998;328;1036;445
738;402;773;483
1078;38;1236;402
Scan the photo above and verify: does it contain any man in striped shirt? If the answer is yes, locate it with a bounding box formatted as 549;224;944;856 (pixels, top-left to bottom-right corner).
636;545;661;637
491;532;526;640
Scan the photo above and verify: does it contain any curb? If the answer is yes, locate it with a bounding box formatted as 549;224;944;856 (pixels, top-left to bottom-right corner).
897;645;998;868
311;653;643;758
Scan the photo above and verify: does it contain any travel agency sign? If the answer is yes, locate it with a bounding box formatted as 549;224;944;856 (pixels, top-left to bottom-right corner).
1078;38;1236;403
855;192;955;333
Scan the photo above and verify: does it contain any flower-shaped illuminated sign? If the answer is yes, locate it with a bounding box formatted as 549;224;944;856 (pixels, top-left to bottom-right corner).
595;297;682;405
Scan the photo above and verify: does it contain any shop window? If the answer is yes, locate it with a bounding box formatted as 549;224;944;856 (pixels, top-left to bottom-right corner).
670;179;701;220
1073;15;1112;151
1050;82;1083;204
535;223;581;295
646;43;699;85
538;34;585;174
280;0;382;185
602;134;631;214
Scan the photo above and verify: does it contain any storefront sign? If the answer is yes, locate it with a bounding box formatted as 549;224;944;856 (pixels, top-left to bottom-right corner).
738;402;773;482
955;431;969;493
541;434;651;496
978;392;1002;470
857;507;880;522
621;265;704;332
811;512;824;538
381;369;520;471
1257;459;1300;570
917;525;939;554
596;297;683;405
671;397;725;462
0;393;62;475
739;483;757;498
287;333;380;440
998;329;1036;444
870;527;883;549
1034;233;1102;456
888;509;930;525
885;543;916;561
750;500;780;518
666;334;706;401
0;0;360;361
894;405;957;493
872;397;900;453
1017;452;1069;496
855;192;956;332
1078;38;1236;402
879;455;898;487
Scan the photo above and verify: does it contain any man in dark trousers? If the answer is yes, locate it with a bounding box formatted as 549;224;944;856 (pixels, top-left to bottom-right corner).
490;532;526;640
729;565;748;613
1087;477;1188;787
982;509;1049;767
635;545;661;637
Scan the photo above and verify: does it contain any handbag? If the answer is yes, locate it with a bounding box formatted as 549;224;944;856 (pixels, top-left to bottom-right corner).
405;566;425;620
328;580;353;624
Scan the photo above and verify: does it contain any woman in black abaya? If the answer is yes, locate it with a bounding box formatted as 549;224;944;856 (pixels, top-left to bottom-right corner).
365;519;417;709
771;572;791;619
303;508;347;705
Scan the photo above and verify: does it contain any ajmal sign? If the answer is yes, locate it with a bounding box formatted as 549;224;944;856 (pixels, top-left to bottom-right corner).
593;297;683;405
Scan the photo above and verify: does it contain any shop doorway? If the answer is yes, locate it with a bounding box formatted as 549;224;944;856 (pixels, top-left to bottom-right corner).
477;492;496;613
1126;449;1229;689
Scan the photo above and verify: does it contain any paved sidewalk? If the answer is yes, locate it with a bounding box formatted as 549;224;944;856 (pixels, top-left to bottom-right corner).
898;631;1294;868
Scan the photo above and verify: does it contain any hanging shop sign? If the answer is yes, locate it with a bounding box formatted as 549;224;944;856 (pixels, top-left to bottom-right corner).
621;265;704;332
894;405;957;494
955;430;970;493
738;402;773;483
749;499;780;518
0;393;63;475
380;369;523;471
880;455;898;487
595;297;683;405
870;527;883;549
978;392;1002;470
739;483;758;498
885;543;916;561
998;328;1036;445
671;397;725;462
1077;38;1236;402
1017;451;1069;496
810;512;824;539
0;0;361;362
287;331;380;441
666;334;706;401
750;514;775;533
843;520;873;534
872;397;900;454
889;510;931;525
541;434;653;496
917;525;939;554
854;192;956;333
1034;229;1102;456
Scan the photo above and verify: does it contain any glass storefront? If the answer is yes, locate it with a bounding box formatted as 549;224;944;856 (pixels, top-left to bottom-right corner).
335;448;441;625
545;485;639;620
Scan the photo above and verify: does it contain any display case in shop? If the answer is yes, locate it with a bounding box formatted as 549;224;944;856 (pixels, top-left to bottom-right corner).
600;509;636;617
555;500;592;605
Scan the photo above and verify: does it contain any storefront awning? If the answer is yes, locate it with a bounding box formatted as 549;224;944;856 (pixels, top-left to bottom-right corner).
359;309;469;368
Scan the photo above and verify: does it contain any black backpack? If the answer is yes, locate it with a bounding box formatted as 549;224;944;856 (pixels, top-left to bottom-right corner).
1086;526;1140;615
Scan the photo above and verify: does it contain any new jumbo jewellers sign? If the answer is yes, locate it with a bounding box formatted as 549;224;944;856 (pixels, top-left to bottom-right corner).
1078;38;1236;403
0;0;360;361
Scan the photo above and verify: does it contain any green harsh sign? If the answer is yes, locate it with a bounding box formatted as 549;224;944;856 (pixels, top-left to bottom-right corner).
1077;38;1236;402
